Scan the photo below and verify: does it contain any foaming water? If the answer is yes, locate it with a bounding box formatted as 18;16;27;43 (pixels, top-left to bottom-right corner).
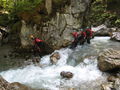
1;37;120;90
0;59;106;90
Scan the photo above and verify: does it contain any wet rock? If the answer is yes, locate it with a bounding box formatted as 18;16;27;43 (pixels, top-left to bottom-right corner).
98;49;120;72
0;75;14;90
101;82;114;90
10;82;32;90
110;32;120;42
107;75;118;82
50;52;60;64
60;71;73;79
24;57;40;65
101;75;120;90
24;57;44;67
0;75;32;90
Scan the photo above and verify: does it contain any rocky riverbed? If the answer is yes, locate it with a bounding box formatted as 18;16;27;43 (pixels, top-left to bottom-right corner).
0;36;120;90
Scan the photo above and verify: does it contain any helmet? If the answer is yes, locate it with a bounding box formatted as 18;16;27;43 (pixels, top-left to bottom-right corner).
80;29;83;31
86;27;89;29
30;35;34;39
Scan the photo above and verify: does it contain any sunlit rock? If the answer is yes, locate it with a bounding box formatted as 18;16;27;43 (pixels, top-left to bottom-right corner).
101;82;113;90
50;52;60;64
0;75;32;90
98;49;120;72
10;82;32;90
110;32;120;42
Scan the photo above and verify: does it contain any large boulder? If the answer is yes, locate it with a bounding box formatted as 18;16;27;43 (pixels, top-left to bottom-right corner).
93;25;117;36
98;49;120;72
94;28;110;36
0;75;32;90
110;32;120;42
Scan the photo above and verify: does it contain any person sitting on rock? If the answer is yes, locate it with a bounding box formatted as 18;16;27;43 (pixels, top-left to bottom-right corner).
78;29;86;45
70;32;80;49
30;35;47;57
85;27;94;44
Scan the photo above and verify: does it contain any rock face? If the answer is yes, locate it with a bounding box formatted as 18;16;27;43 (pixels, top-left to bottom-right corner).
0;75;32;90
110;32;120;42
98;49;120;72
60;71;73;79
50;52;60;64
20;0;93;50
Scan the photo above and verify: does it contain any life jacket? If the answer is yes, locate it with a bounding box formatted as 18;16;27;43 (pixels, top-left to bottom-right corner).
72;32;79;38
33;38;43;45
85;29;93;37
80;31;86;38
33;38;44;52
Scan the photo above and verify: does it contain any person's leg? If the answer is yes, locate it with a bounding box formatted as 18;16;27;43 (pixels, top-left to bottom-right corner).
87;37;91;44
70;40;78;49
78;36;85;45
81;39;85;45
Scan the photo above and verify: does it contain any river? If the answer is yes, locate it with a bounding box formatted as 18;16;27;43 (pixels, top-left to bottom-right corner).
0;36;120;90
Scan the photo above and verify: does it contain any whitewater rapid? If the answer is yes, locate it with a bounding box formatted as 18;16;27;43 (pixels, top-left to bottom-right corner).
1;36;120;90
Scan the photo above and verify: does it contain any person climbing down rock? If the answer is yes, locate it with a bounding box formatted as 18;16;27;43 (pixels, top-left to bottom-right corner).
85;27;94;44
70;32;80;49
30;35;51;57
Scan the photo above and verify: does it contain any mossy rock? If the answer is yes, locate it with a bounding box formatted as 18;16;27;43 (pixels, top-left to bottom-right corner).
0;14;9;26
11;21;22;33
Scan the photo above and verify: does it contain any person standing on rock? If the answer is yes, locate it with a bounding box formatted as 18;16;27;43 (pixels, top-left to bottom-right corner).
70;32;80;49
30;35;47;57
85;27;94;44
78;29;86;45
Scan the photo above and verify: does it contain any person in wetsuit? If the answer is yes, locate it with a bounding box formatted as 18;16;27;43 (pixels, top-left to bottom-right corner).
85;27;94;44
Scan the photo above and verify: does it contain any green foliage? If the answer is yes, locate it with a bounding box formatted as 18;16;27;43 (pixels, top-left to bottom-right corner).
13;0;43;12
115;19;120;25
0;14;9;26
0;0;43;16
0;0;43;26
89;0;120;27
